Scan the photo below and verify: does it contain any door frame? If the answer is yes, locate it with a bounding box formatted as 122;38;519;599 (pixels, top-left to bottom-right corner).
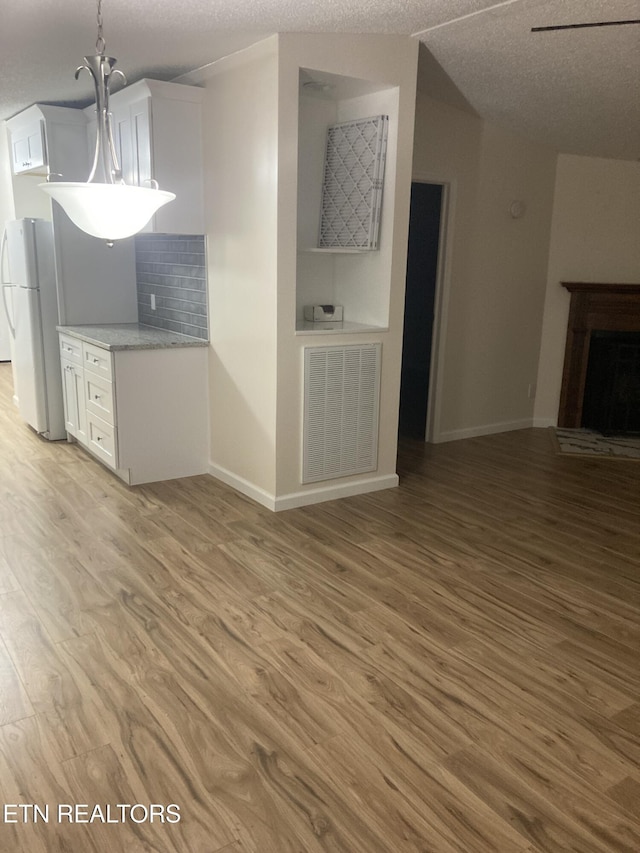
408;172;454;443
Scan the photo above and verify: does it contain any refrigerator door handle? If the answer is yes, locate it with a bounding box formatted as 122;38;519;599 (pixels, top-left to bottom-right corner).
2;286;15;338
0;228;8;285
0;229;15;337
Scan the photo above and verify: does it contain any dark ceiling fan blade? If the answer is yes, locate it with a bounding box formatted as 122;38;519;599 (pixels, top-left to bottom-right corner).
532;19;640;32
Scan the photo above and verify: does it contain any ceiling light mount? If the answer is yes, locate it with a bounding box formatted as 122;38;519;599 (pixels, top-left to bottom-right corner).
39;0;175;245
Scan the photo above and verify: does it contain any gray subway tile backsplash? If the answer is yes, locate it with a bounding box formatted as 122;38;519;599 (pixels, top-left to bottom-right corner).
135;234;209;340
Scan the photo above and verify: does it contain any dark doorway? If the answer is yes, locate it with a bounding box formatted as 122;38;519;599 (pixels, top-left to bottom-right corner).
399;182;443;439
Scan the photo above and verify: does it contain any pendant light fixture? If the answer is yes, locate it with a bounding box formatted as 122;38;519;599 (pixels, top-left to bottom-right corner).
39;0;175;245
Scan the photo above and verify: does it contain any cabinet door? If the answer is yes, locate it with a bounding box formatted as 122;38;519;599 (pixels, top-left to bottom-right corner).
111;104;134;184
11;121;46;174
110;98;152;189
61;359;87;442
130;100;152;189
129;99;153;233
150;96;204;234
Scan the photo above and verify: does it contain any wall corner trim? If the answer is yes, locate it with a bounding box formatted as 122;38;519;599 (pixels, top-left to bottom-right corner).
208;463;277;511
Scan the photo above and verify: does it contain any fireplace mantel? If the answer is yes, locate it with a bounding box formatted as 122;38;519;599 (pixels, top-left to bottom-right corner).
562;282;640;297
558;282;640;428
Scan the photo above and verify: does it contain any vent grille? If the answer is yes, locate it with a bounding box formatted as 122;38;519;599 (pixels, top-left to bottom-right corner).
318;115;389;250
303;344;381;483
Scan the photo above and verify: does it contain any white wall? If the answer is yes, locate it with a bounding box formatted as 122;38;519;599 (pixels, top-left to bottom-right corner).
534;154;640;425
202;37;280;499
412;92;557;441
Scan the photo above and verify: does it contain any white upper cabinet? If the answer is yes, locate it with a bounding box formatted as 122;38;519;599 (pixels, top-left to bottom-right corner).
10;115;46;174
91;79;204;235
7;104;91;182
8;78;204;235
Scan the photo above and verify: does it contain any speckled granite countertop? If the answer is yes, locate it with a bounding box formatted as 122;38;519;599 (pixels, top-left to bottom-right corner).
57;324;209;351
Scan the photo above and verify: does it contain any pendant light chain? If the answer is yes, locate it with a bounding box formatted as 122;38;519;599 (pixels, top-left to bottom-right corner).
95;0;106;55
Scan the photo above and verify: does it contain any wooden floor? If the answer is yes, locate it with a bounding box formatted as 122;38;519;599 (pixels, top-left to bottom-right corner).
0;361;639;852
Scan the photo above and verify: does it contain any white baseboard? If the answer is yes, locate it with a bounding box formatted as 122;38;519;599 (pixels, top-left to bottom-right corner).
273;474;399;511
208;462;398;512
532;417;557;428
435;418;535;444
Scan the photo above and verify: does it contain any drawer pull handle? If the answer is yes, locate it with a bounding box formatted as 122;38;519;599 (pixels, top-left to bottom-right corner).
93;394;101;401
92;357;99;364
96;436;103;443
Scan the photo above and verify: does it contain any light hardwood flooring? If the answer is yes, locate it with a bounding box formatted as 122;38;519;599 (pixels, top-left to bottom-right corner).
0;360;638;852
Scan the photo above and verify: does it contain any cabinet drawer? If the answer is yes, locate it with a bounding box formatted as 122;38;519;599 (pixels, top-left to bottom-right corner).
83;342;113;380
86;412;118;469
84;371;115;425
59;334;83;366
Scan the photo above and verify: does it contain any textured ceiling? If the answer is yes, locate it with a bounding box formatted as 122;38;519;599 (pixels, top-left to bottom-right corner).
417;0;640;161
1;0;638;160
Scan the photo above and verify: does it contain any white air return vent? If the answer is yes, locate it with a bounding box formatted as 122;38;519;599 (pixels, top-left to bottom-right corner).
303;343;381;483
319;115;388;250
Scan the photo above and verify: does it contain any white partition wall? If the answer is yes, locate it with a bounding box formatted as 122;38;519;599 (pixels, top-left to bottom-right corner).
201;34;418;509
201;38;280;503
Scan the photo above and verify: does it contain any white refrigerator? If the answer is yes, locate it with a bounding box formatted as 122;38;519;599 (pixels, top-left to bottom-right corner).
0;239;9;361
1;218;66;440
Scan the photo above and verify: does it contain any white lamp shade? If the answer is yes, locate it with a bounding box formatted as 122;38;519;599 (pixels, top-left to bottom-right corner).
39;182;176;241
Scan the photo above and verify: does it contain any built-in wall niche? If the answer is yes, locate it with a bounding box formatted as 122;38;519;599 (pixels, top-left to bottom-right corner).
296;68;399;334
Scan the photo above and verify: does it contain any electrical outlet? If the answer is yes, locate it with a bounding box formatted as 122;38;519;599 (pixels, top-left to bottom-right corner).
150;293;156;311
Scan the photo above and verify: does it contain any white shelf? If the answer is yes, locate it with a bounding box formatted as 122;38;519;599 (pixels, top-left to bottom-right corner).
300;247;371;254
296;320;387;335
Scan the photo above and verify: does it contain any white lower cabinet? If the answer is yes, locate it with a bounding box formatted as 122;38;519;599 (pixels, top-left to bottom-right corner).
59;333;208;485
